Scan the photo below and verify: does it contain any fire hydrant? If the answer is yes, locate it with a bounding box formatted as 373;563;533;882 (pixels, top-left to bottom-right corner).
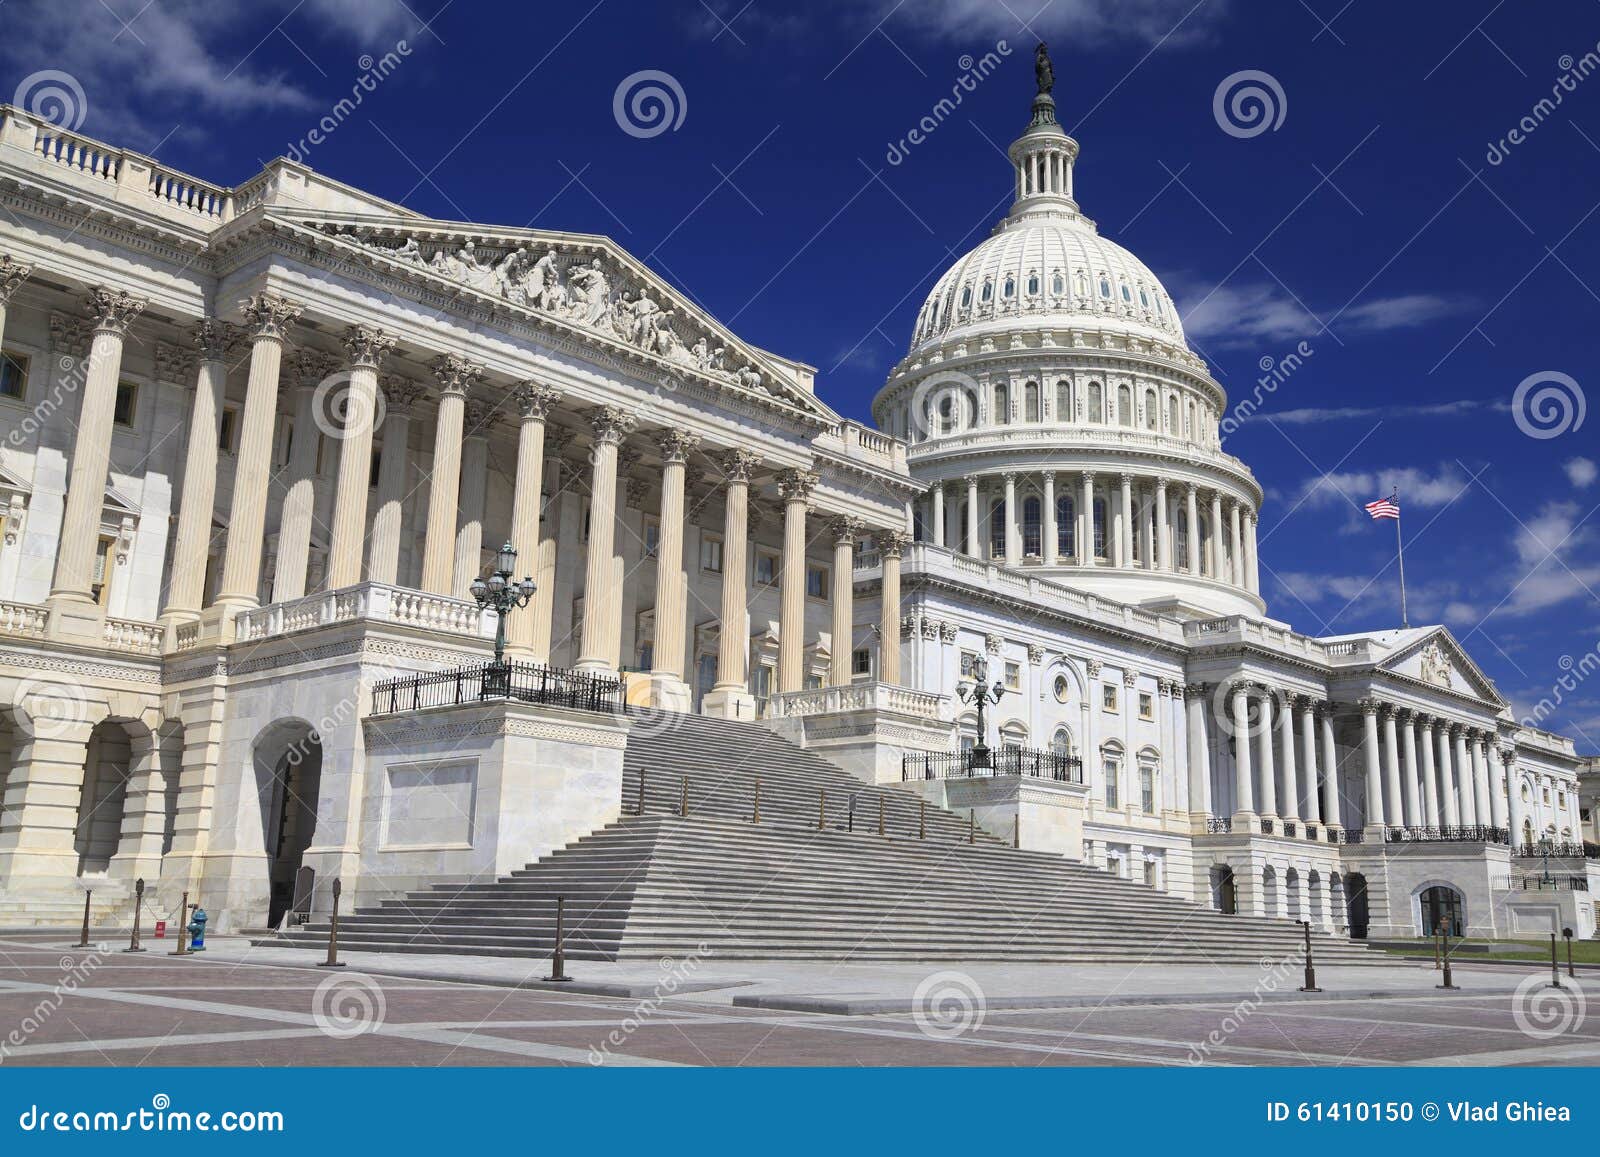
187;907;208;952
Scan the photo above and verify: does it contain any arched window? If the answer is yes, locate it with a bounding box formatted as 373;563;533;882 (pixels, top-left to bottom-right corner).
980;279;993;304
1175;509;1189;570
937;395;954;435
1055;380;1072;420
1093;498;1108;559
1002;275;1015;299
1099;276;1111;299
1051;727;1073;756
1026;272;1040;296
1186;399;1195;436
1121;284;1132;303
1000;722;1027;751
988;498;1005;557
963;388;979;430
992;382;1009;425
1051;271;1065;296
1022;496;1041;556
959;285;972;309
1166;394;1179;433
1056;493;1075;558
1117;384;1133;426
1088;381;1104;423
1074;271;1087;298
1024;381;1040;422
1139;287;1150;309
1143;388;1158;430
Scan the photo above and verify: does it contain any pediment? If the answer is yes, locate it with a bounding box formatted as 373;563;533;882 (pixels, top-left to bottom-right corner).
1379;628;1504;706
267;210;837;424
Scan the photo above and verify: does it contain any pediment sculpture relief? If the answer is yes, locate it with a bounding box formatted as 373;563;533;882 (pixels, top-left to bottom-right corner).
1419;640;1453;688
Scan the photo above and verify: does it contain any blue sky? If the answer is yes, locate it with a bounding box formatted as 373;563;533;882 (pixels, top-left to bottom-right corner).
4;0;1598;744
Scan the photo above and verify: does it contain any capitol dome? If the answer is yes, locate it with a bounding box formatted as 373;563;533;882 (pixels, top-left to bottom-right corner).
873;53;1267;622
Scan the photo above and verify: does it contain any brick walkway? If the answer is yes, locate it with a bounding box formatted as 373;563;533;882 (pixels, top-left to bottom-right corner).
0;933;1594;1067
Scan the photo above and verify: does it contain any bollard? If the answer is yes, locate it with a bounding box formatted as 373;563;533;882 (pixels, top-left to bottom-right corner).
878;796;885;837
169;890;190;956
122;878;147;953
545;896;572;982
1013;814;1020;849
636;767;646;816
1433;924;1441;971
76;889;92;949
679;775;688;818
818;788;826;831
968;810;975;845
319;878;346;968
919;799;926;841
1550;931;1564;989
848;794;855;834
1564;926;1576;979
1436;919;1457;990
753;774;761;824
1298;920;1322;993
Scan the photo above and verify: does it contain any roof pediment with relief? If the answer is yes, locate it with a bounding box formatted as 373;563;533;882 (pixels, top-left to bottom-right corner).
263;210;836;425
1378;628;1505;707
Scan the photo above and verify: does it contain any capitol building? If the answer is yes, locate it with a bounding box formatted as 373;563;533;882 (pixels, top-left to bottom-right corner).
0;55;1593;953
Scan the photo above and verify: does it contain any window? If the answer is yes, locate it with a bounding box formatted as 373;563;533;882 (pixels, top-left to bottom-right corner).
0;349;29;399
752;664;773;704
1140;765;1155;813
989;499;1005;557
1117;384;1132;427
1087;382;1104;423
1051;272;1064;296
1022;496;1041;556
1024;381;1040;422
980;279;993;303
992;382;1009;424
1138;692;1154;720
754;550;777;585
959;285;972;308
1003;662;1020;690
1053;675;1070;703
1121;284;1132;302
1139;287;1150;308
1102;683;1118;712
113;380;138;427
700;534;723;574
643;517;661;558
1026;273;1039;296
852;648;872;677
368;448;382;488
1093;499;1107;559
960;651;980;678
316;434;330;476
217;407;238;453
1050;728;1072;755
92;535;116;605
1055;380;1071;420
806;564;828;600
1099;276;1111;299
638;640;654;671
1002;275;1015;299
1143;860;1158;887
1104;759;1120;808
1056;493;1074;558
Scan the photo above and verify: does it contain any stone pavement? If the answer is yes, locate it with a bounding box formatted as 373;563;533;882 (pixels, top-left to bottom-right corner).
0;931;1593;1067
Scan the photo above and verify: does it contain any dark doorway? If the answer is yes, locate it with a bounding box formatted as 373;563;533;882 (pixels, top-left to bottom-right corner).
1345;872;1370;939
1420;884;1465;938
1212;865;1236;914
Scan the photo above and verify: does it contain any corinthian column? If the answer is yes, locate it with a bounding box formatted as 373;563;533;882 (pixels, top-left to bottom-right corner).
576;406;634;672
1453;724;1476;826
1437;723;1460;827
1229;500;1244;586
1231;683;1255;825
504;382;559;654
878;530;907;685
930;482;945;549
776;466;816;694
703;449;760;719
1185;483;1200;576
1320;705;1341;830
324;325;394;590
48;287;146;618
272;348;337;603
1419;716;1441;826
1079;471;1095;566
452;397;491;594
1154;479;1169;571
0;255;33;351
964;475;980;556
1360;698;1386;831
1485;735;1509;831
829;516;863;686
419;354;481;595
213;293;300;624
1042;472;1057;565
162;320;233;625
1208;491;1224;579
1381;705;1405;828
366;375;423;584
1003;471;1020;564
648;430;699;706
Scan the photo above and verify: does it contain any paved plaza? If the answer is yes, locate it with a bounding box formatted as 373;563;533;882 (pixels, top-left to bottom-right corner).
0;932;1593;1067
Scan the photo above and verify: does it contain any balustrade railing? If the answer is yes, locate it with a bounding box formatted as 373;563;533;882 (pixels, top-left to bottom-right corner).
0;599;48;639
371;661;627;717
1205;816;1233;834
902;747;1083;783
1513;842;1594;860
1386;825;1509;844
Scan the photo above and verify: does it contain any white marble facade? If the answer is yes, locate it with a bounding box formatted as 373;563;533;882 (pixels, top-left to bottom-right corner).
0;75;1593;940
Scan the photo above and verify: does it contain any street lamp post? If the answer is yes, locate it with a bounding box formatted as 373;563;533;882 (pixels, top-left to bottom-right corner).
956;655;1007;771
470;541;537;694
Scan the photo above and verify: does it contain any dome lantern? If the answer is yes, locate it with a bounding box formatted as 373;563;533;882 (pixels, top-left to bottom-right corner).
1006;43;1080;220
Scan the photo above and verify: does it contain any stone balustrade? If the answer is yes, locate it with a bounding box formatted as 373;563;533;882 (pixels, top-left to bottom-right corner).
103;616;163;655
767;680;949;721
0;599;48;640
234;582;492;643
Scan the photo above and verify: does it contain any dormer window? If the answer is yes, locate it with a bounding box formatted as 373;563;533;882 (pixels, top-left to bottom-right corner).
1027;273;1040;296
960;285;972;309
981;280;993;303
1099;277;1111;299
1002;276;1015;299
1121;284;1132;303
1051;272;1064;296
1139;287;1150;308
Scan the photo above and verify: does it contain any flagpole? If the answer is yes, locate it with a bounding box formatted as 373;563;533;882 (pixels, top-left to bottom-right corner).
1392;489;1409;628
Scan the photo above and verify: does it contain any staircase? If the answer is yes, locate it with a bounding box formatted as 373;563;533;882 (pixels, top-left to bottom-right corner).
273;713;1380;964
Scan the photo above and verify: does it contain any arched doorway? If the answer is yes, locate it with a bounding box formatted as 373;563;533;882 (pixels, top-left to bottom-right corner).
1419;884;1465;937
1285;867;1302;921
1345;872;1370;939
1308;871;1324;929
75;720;133;876
1211;865;1237;914
253;720;323;929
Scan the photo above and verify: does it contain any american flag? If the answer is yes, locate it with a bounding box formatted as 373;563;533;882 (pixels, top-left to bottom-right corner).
1365;496;1400;520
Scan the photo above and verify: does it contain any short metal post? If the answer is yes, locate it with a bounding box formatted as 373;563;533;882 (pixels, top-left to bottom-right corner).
545;896;572;982
169;890;190;956
1013;814;1020;849
1564;927;1576;979
968;810;975;845
1550;931;1564;989
679;775;688;818
818;788;826;831
1298;920;1322;992
76;889;92;948
1436;919;1457;990
319;878;346;968
848;794;855;833
753;775;761;824
636;767;646;816
918;799;926;840
122;878;146;953
878;796;885;837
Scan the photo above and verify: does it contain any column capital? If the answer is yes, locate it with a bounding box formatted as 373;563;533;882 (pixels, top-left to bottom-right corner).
715;447;761;483
1080;469;1096;485
289;347;339;390
776;465;819;502
653;428;701;465
240;292;301;341
342;324;396;370
379;374;426;415
0;254;33;305
1185;481;1199;497
962;473;982;488
1184;680;1209;698
1358;697;1381;716
584;404;636;446
879;529;910;558
1002;470;1019;485
153;341;197;385
927;479;947;496
191;318;240;361
1119;471;1134;486
512;380;562;420
828;514;865;545
432;353;484;397
1122;668;1138;688
85;285;147;336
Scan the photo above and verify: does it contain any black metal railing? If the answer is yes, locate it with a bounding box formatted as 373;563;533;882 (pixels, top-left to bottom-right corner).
1260;818;1275;835
1206;816;1233;834
1386;825;1509;844
371;661;628;717
1513;842;1593;859
1343;830;1365;845
902;748;1084;783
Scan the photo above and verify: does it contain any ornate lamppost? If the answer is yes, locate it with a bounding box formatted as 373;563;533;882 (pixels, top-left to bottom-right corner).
956;654;1006;771
470;542;536;694
1538;836;1555;888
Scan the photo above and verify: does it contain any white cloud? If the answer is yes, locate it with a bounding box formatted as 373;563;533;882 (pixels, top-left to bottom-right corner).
1175;279;1468;349
1292;464;1471;511
1269;399;1489;426
843;0;1228;46
1564;457;1598;488
1336;293;1465;331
